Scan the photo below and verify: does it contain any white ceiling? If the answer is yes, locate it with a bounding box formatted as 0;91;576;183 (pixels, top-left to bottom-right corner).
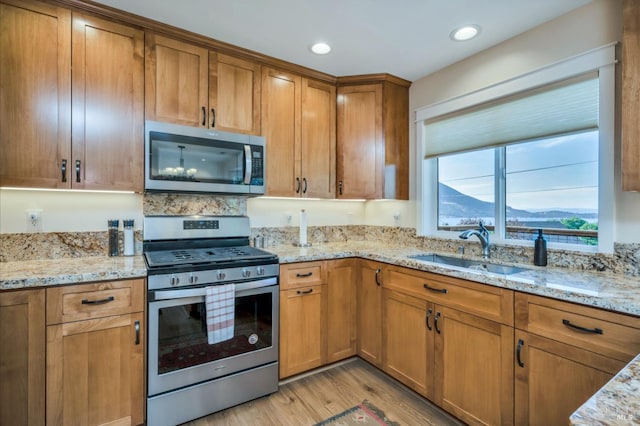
92;0;592;82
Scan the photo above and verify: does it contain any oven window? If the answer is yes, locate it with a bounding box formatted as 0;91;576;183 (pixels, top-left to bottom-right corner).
157;293;272;374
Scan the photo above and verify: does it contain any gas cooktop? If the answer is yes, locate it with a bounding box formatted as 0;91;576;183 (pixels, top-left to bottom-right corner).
144;245;276;268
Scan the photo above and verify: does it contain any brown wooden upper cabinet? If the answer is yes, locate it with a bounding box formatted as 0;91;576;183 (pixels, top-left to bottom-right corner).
261;67;336;198
336;76;410;200
145;33;261;135
0;0;144;192
622;0;640;191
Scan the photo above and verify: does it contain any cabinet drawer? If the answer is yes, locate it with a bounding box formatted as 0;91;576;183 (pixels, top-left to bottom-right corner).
47;278;144;325
515;292;640;362
385;266;513;325
280;262;325;290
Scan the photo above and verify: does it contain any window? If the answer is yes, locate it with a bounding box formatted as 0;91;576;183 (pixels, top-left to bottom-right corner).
416;45;615;252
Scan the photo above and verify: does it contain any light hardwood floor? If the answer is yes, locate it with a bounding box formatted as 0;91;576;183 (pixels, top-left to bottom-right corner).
183;358;463;425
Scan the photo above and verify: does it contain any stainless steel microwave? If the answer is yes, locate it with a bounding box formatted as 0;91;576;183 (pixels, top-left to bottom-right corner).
144;121;265;195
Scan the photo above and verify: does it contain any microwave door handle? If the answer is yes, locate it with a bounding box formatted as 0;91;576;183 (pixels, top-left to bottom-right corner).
243;145;252;185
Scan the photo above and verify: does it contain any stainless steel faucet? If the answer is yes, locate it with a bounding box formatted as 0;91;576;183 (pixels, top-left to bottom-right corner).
459;220;491;259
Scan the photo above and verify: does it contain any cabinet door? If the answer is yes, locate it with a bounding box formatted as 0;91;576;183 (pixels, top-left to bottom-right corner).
357;261;383;366
71;14;144;192
279;285;324;378
301;78;336;198
326;259;356;362
514;330;624;426
261;67;302;197
382;289;431;397
145;33;209;127
0;289;45;426
622;0;640;191
336;84;383;199
209;52;261;134
434;306;514;425
47;312;144;426
0;0;71;189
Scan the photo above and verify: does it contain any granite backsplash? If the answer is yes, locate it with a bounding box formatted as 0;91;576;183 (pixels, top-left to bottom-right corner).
2;225;639;277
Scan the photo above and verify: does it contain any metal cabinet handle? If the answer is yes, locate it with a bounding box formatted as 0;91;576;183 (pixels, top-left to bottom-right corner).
516;338;525;367
75;160;81;183
81;296;114;305
296;177;301;193
135;320;140;345
434;312;441;334
302;177;307;194
374;268;381;286
296;272;313;278
426;308;433;331
423;283;448;294
338;180;343;195
61;159;67;182
202;106;206;126
296;288;313;295
211;108;216;127
562;319;603;335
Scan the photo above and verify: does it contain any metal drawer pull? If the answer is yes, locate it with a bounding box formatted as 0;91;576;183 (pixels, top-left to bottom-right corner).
202;106;206;126
302;177;307;194
516;339;525;367
81;296;115;305
296;272;313;278
434;312;442;334
296;289;313;295
211;108;216;127
295;177;301;193
374;268;381;286
562;319;603;335
134;320;140;345
75;160;81;183
426;308;433;331
423;283;448;294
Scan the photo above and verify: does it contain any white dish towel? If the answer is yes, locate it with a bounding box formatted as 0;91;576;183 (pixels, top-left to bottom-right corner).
205;284;235;344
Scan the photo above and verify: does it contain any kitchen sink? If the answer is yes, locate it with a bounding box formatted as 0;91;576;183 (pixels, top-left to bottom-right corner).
409;254;530;275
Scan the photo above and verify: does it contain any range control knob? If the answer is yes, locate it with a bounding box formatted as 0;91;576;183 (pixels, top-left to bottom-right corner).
189;274;198;284
170;275;180;286
242;268;251;278
256;267;265;276
216;272;226;280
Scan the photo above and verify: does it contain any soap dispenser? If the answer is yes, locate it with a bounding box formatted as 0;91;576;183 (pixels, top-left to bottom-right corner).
534;229;547;266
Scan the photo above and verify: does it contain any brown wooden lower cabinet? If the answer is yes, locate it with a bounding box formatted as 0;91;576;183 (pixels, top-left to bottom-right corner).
434;306;514;425
357;260;383;366
46;279;145;426
326;259;357;363
0;289;46;426
514;331;625;425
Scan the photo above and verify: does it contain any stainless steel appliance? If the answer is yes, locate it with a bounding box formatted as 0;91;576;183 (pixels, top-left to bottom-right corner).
144;120;266;195
144;216;279;426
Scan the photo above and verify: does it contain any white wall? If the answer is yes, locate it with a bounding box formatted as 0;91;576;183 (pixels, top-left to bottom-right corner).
410;0;640;244
0;189;143;233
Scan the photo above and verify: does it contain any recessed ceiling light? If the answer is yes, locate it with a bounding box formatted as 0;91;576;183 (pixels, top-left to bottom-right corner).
450;25;481;41
311;42;331;55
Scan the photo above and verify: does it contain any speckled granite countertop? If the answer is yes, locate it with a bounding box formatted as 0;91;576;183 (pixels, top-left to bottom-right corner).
271;241;640;316
1;241;639;424
0;255;147;289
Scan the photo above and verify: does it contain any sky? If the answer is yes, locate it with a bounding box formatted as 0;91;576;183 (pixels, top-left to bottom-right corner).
438;130;599;212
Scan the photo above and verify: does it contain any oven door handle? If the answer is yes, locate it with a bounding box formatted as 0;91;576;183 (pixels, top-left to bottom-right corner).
151;277;278;301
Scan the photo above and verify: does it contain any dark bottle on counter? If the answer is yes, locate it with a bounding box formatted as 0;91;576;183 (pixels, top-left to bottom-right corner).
533;228;547;266
108;219;119;256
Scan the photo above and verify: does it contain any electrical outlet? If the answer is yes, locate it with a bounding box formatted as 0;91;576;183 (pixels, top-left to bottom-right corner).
26;209;43;232
393;212;401;225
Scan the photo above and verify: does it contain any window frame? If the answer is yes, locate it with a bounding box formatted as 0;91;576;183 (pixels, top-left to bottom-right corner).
415;44;616;253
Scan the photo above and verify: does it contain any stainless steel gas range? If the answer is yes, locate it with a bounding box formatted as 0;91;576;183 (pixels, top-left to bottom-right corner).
143;215;279;426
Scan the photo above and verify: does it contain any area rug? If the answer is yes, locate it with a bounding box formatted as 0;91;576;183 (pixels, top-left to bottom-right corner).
315;400;400;426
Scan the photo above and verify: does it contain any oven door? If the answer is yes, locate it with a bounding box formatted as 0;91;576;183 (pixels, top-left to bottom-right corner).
147;278;278;396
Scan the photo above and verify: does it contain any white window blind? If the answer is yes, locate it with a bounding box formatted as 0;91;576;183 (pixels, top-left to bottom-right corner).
423;73;599;158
